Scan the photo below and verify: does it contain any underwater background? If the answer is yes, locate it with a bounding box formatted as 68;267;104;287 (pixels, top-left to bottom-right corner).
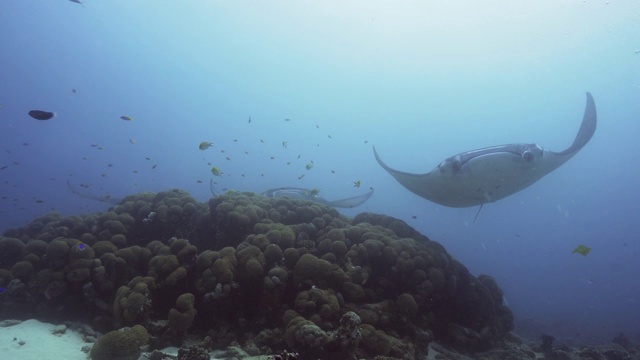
1;0;639;343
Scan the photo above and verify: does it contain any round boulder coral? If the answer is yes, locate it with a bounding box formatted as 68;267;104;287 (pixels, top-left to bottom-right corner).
167;292;197;338
90;325;149;360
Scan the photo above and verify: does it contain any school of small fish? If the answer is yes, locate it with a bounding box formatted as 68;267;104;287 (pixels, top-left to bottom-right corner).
5;101;373;220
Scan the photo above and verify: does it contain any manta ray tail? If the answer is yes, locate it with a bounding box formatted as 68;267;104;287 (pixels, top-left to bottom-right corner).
473;204;484;223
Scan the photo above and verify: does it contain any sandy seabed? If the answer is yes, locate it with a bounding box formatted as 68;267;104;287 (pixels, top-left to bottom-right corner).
1;318;638;360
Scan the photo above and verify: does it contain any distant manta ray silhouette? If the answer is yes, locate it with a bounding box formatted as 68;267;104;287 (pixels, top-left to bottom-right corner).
210;179;374;208
374;92;597;219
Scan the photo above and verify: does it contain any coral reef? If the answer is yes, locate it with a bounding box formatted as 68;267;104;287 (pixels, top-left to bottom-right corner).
0;189;516;359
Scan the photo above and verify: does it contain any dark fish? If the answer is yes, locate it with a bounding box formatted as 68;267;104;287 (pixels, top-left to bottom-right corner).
69;0;85;6
28;110;55;120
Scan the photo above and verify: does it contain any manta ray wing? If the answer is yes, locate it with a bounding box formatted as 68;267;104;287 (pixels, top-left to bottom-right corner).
374;92;597;208
67;180;122;205
325;188;374;208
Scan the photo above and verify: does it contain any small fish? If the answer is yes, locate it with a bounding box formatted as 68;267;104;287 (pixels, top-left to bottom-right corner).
120;115;134;121
572;245;592;256
129;138;136;144
72;88;77;93
248;116;252;123
364;140;368;144
233;139;238;142
152;164;157;169
260;139;265;143
353;180;361;188
69;0;85;6
305;163;313;170
145;157;151;160
225;157;231;160
298;174;305;180
412;215;417;219
328;135;333;139
199;142;214;150
90;144;99;147
285;118;291;121
0;166;8;170
197;180;203;183
297;154;301;159
211;166;222;176
28;110;55;120
270;156;275;159
282;141;288;148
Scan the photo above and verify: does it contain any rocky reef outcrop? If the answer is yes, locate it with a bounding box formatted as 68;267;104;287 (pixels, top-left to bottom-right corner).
0;189;513;359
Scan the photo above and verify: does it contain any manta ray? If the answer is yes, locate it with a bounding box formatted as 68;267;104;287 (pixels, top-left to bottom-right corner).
260;187;374;208
210;180;374;208
374;92;597;214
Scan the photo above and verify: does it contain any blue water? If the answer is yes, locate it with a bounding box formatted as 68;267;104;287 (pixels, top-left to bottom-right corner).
1;0;639;343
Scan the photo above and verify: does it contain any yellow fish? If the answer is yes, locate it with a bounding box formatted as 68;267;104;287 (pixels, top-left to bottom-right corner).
305;162;313;170
211;166;222;176
353;180;361;188
120;115;134;121
199;142;214;150
572;245;591;256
